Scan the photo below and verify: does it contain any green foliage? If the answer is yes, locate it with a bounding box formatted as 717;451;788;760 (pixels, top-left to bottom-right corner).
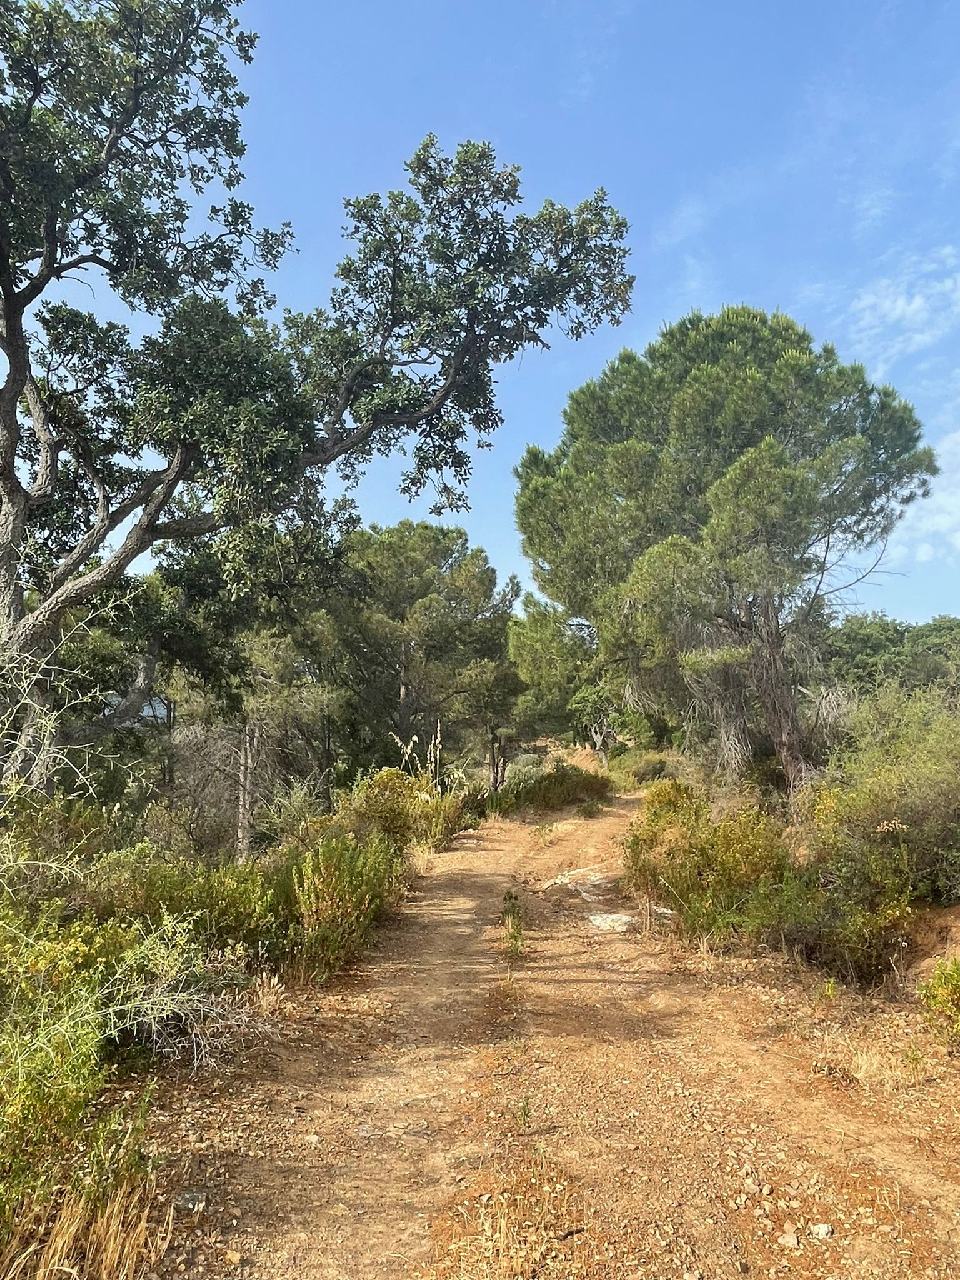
624;779;911;981
918;959;960;1043
812;684;960;904
328;768;424;851
517;306;936;786
324;766;467;855
71;844;286;961
518;308;933;621
626;684;960;982
0;898;241;1233
608;747;678;789
6;97;632;663
508;596;593;738
311;522;522;775
827;612;960;691
489;760;611;815
294;834;404;977
625;781;789;940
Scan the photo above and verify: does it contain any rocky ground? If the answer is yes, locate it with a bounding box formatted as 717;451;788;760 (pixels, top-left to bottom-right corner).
150;797;960;1279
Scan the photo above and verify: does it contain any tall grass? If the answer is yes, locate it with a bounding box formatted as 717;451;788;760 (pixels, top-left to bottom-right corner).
0;764;462;1273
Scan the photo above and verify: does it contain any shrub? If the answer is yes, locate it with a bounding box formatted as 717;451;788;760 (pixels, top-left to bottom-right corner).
607;747;680;791
624;779;911;981
489;761;611;816
0;896;247;1249
417;790;467;852
504;753;545;782
293;833;404;976
325;767;469;855
328;768;422;850
501;889;524;959
625;781;788;940
811;684;960;905
918;958;960;1043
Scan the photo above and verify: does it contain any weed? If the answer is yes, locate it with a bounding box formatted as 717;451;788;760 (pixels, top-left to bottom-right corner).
424;1148;608;1278
502;889;524;960
918;958;960;1043
533;822;557;847
817;977;841;1002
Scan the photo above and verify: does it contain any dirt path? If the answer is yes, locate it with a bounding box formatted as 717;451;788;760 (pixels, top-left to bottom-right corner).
157;799;960;1279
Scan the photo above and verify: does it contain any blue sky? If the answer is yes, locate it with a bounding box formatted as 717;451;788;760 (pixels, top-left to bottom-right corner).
235;0;960;621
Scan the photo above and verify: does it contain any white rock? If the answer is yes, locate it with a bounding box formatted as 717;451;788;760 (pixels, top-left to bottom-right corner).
587;911;634;932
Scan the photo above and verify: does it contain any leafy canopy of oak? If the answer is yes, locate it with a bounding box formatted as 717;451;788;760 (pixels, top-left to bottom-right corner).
0;0;632;668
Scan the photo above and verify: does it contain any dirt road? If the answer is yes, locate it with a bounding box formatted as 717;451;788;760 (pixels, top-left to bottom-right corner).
157;799;960;1279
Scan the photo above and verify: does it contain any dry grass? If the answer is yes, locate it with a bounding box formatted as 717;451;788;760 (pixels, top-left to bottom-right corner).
423;1147;608;1279
0;1176;171;1280
532;823;559;848
808;1023;936;1095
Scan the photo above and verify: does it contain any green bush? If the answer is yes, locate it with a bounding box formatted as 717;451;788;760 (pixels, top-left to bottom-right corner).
294;833;404;975
625;781;789;940
504;753;546;781
606;747;680;791
918;958;960;1042
417;789;467;852
489;760;611;815
331;768;422;850
624;779;911;981
0;931;103;1222
809;684;960;906
323;767;469;855
664;679;960;982
0;902;241;1232
66;842;289;963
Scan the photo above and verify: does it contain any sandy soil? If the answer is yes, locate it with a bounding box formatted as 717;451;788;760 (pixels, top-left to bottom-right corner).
154;798;960;1279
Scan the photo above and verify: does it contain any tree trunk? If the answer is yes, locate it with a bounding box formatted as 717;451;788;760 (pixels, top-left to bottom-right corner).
0;495;27;647
236;720;262;862
321;710;334;810
756;601;807;792
397;643;413;749
161;697;176;789
488;729;504;792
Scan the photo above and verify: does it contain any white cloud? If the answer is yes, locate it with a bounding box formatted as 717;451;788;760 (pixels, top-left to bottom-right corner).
652;196;711;250
845;185;895;235
845;245;960;376
888;427;960;569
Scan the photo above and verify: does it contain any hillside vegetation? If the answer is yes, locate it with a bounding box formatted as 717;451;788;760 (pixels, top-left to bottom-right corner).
0;4;958;1278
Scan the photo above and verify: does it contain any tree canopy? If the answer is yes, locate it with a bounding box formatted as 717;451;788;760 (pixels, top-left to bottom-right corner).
0;0;632;673
516;306;937;785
